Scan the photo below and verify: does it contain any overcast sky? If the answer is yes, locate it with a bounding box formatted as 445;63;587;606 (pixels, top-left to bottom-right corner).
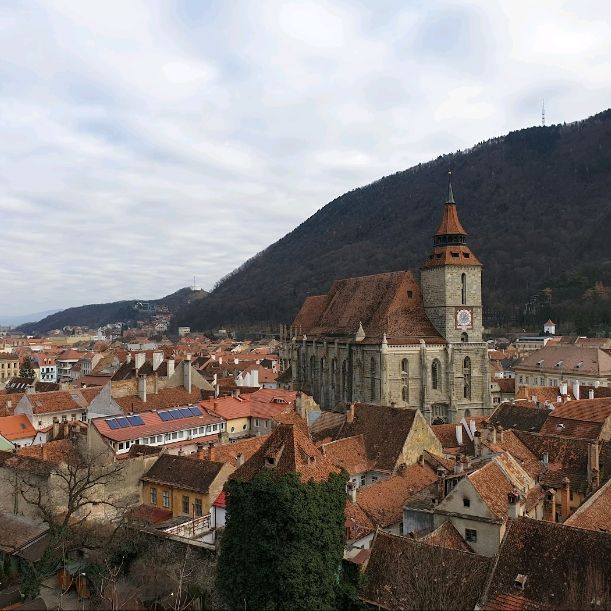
1;0;610;318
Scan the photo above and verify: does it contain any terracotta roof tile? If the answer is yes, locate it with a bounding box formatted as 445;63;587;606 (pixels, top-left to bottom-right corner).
420;520;474;553
230;423;340;483
115;387;203;414
202;388;298;420
483;517;611;610
356;464;437;527
142;454;226;494
488;403;549;433
293;271;445;343
196;435;269;467
565;477;611;532
0;415;36;441
320;434;376;475
361;530;491;611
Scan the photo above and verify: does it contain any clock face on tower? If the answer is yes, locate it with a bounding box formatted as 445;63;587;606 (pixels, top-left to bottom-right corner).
455;307;473;330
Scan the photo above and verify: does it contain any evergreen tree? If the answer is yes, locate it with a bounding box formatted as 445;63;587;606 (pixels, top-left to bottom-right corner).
19;356;35;379
217;470;348;610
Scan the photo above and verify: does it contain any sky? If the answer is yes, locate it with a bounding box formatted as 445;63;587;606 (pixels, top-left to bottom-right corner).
1;0;611;319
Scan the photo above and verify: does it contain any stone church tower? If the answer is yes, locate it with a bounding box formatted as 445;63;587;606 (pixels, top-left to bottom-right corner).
283;178;492;423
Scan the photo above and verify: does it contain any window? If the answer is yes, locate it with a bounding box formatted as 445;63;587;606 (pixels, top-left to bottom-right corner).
171;432;178;440
182;495;190;514
432;359;441;390
461;332;469;343
407;290;413;298
402;385;409;402
150;488;157;505
71;413;76;420
370;357;377;401
371;476;378;483
463;357;472;400
162;491;170;508
360;476;366;486
118;442;125;450
242;424;247;430
465;529;477;543
309;355;316;382
231;426;235;432
255;418;260;427
194;498;203;517
461;273;467;305
463;498;471;508
157;435;163;443
212;424;218;432
341;360;348;401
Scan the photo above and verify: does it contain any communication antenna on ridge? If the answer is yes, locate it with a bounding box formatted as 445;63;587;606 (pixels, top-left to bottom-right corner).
542;100;545;127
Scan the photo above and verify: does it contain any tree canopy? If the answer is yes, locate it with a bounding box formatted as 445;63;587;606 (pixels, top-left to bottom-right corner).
217;470;348;610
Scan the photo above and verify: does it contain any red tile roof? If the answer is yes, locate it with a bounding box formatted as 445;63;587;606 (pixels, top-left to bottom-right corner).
320;434;375;475
292;271;445;343
92;407;224;442
115;387;203;414
356;464;437;527
420;520;474;553
202;388;298;421
0;415;36;441
230;423;340;483
565;478;611;532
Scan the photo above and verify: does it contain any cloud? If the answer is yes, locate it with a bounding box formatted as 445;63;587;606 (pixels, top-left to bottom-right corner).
0;0;610;318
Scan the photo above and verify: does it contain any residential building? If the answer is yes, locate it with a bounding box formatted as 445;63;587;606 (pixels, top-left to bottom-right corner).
89;405;225;456
565;477;611;532
0;415;36;449
480;517;611;610
284;183;492;422
141;453;233;518
360;530;491;611
515;345;611;389
0;353;19;385
55;349;82;382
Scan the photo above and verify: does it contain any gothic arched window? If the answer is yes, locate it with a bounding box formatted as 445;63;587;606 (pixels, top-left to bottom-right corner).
461;273;467;305
309;355;316;382
401;359;409;403
331;358;337;392
370;357;377;401
432;359;441;391
463;356;472;400
341;360;348;401
402;385;409;402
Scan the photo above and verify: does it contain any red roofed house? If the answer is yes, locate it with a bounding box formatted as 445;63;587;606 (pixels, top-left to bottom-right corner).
283;181;492;423
202;387;299;439
0;415;36;449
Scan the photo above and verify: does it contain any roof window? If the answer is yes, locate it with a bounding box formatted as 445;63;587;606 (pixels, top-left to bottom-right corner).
463;252;470;258
514;574;527;590
451;252;460;258
555;361;563;368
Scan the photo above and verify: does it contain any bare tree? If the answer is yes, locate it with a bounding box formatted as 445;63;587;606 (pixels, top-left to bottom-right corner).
15;440;126;531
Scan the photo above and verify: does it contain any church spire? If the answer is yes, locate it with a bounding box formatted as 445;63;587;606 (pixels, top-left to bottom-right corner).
447;171;455;204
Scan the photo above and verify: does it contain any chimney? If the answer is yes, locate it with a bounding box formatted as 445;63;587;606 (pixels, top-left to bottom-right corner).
436;467;446;501
346;403;355;424
507;490;522;520
417;454;425;467
126;353;132;365
488;424;497;444
496;424;504;443
542;451;549;466
544;489;556;522
53;420;59;439
588;442;600;490
454;455;463;474
556;396;562;404
347;481;357;503
152;351;163;371
588;388;595;400
455;425;463;446
167;358;175;378
184;354;192;393
473;431;482;457
560;381;568;396
572;382;579;401
236;452;244;467
138;375;147;403
470;420;476;436
6;400;12;410
234;357;239;365
561;477;571;520
63;421;69;438
134;352;145;371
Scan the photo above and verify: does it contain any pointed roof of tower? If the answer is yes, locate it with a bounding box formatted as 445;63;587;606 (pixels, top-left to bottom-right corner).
435;173;467;236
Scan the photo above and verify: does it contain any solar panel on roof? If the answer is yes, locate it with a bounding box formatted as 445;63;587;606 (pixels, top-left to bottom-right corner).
168;410;183;420
179;408;192;418
189;406;202;416
115;417;130;428
107;419;120;430
159;411;172;421
127;415;144;426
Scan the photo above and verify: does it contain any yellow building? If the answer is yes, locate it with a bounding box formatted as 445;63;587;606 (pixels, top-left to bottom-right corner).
141;453;233;518
0;353;19;384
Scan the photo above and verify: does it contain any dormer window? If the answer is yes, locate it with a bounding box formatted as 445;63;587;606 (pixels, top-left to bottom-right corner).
265;456;277;468
555;361;563;368
514;574;527;590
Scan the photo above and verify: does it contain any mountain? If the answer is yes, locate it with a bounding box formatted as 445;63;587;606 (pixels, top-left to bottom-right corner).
175;109;611;337
0;309;61;326
18;288;208;335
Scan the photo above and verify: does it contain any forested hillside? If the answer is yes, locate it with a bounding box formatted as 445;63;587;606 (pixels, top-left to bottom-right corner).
177;109;608;336
19;288;207;334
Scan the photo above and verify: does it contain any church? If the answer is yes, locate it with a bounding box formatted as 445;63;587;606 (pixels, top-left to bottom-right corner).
283;180;492;423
